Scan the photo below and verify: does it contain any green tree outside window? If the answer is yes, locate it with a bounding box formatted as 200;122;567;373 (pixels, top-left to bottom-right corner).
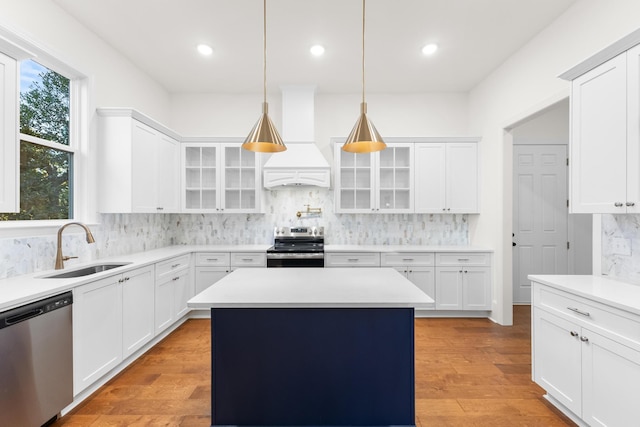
1;60;72;220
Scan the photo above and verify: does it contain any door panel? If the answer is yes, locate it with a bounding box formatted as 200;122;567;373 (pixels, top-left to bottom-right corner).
513;145;568;303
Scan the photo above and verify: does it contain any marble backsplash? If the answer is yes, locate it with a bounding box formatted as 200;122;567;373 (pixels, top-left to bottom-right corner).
0;188;469;280
601;214;640;284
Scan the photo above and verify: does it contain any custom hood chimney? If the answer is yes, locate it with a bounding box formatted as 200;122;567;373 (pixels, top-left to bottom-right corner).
262;86;331;188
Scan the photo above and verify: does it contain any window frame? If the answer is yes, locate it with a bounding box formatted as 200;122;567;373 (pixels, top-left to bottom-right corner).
0;30;94;236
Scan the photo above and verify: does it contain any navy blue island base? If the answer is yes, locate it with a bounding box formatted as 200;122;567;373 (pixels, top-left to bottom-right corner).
210;307;416;427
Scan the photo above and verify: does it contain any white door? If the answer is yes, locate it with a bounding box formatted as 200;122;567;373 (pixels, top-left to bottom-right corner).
513;145;568;303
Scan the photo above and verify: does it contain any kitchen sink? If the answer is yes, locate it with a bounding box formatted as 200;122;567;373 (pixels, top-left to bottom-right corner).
42;263;131;279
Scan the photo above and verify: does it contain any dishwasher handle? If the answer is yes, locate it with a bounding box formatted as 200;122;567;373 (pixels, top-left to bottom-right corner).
5;308;44;326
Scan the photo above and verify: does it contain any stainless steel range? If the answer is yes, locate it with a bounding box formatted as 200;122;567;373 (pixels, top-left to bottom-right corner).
266;226;324;268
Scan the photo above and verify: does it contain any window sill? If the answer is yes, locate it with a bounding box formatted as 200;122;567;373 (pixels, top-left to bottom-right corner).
0;220;100;238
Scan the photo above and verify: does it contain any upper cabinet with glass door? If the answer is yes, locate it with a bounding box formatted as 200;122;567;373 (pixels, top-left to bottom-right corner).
334;141;414;213
181;139;262;213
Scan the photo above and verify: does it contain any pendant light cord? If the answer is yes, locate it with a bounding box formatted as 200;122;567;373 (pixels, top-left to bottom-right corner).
263;0;267;105
361;0;366;105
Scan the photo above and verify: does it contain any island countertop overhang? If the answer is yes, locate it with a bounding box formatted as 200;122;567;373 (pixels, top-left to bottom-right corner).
188;267;434;309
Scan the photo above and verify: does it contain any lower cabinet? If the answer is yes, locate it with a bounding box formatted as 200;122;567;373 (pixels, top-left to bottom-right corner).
381;253;435;308
73;265;154;395
325;252;381;267
532;280;640;425
155;265;191;333
434;267;491;310
434;253;492;310
122;266;155;358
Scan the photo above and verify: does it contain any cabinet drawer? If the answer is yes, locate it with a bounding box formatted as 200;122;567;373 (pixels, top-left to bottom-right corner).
156;254;191;278
436;252;490;266
195;252;230;267
534;283;640;347
325;253;381;267
381;252;434;266
231;252;266;267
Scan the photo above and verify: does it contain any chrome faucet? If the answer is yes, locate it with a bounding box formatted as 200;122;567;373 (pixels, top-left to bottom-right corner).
55;222;96;269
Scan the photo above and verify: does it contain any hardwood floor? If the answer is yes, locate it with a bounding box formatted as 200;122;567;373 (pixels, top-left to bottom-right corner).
54;306;574;426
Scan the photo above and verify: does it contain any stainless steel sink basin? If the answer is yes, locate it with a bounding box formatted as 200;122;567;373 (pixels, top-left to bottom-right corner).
42;263;131;279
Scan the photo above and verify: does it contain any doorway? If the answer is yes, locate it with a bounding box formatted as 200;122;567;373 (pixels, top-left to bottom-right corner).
511;100;592;304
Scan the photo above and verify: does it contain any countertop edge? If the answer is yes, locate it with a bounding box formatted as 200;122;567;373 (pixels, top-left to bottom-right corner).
528;274;640;316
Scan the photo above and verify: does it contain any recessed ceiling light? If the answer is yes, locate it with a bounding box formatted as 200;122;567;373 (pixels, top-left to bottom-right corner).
421;43;438;56
310;45;325;56
197;44;213;56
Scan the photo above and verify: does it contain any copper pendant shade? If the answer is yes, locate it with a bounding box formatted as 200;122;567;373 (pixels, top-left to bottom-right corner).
242;0;286;153
342;0;386;154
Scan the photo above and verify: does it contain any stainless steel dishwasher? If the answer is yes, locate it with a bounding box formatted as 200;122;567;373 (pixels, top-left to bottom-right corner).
0;291;73;426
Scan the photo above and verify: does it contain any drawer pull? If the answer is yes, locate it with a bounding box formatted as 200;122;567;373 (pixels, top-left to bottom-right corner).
570;331;579;337
614;202;624;207
458;258;470;261
206;258;219;261
580;336;589;343
241;258;253;262
402;258;414;262
348;259;359;262
627;202;636;207
172;276;180;281
171;263;180;268
567;307;591;317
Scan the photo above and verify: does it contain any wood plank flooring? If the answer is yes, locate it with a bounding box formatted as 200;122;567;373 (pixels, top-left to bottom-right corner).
54;306;574;426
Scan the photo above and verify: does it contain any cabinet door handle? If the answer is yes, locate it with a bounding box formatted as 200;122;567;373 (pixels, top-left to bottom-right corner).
614;202;624;207
464;270;468;273
570;331;579;337
627;202;636;207
567;307;591;317
157;207;164;211
580;336;589;343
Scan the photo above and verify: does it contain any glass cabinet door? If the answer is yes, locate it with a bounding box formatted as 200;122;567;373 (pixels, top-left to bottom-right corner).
222;145;258;211
338;148;375;212
183;145;218;211
377;144;413;212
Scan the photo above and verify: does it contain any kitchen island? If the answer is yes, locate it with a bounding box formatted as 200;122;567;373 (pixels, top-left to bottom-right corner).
188;267;433;427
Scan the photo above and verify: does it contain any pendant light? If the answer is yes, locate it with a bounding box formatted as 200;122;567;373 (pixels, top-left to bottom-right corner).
242;0;286;153
342;0;386;153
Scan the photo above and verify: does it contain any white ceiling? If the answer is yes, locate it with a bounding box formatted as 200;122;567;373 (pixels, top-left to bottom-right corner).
53;0;578;94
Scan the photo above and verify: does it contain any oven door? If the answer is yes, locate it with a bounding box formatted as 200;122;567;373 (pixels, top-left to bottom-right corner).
266;252;324;268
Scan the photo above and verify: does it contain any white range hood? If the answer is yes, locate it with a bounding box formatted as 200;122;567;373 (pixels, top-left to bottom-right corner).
262;86;331;189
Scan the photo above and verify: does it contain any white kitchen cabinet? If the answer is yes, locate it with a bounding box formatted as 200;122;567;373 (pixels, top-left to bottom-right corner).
562;43;640;213
531;280;640;425
73;265;156;395
434;253;491;310
415;141;479;214
325;252;381;267
182;141;261;213
0;52;18;213
230;252;267;268
155;255;192;334
97;109;180;213
121;266;155;359
381;253;435;308
73;274;123;395
335;142;414;213
194;252;231;294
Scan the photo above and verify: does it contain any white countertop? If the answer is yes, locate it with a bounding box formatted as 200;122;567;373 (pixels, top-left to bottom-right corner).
0;243;485;312
0;245;269;312
188;267;434;309
325;245;492;253
529;274;640;316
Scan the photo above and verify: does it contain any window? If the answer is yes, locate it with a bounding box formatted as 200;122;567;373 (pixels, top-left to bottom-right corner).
1;59;74;220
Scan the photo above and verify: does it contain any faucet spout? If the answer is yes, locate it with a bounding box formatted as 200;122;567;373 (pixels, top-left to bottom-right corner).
55;222;96;270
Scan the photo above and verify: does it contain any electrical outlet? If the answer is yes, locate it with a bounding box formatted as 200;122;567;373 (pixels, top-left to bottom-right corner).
611;237;632;256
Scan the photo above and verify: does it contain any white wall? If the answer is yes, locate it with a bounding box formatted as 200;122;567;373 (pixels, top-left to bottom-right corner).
468;0;640;325
0;0;171;122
